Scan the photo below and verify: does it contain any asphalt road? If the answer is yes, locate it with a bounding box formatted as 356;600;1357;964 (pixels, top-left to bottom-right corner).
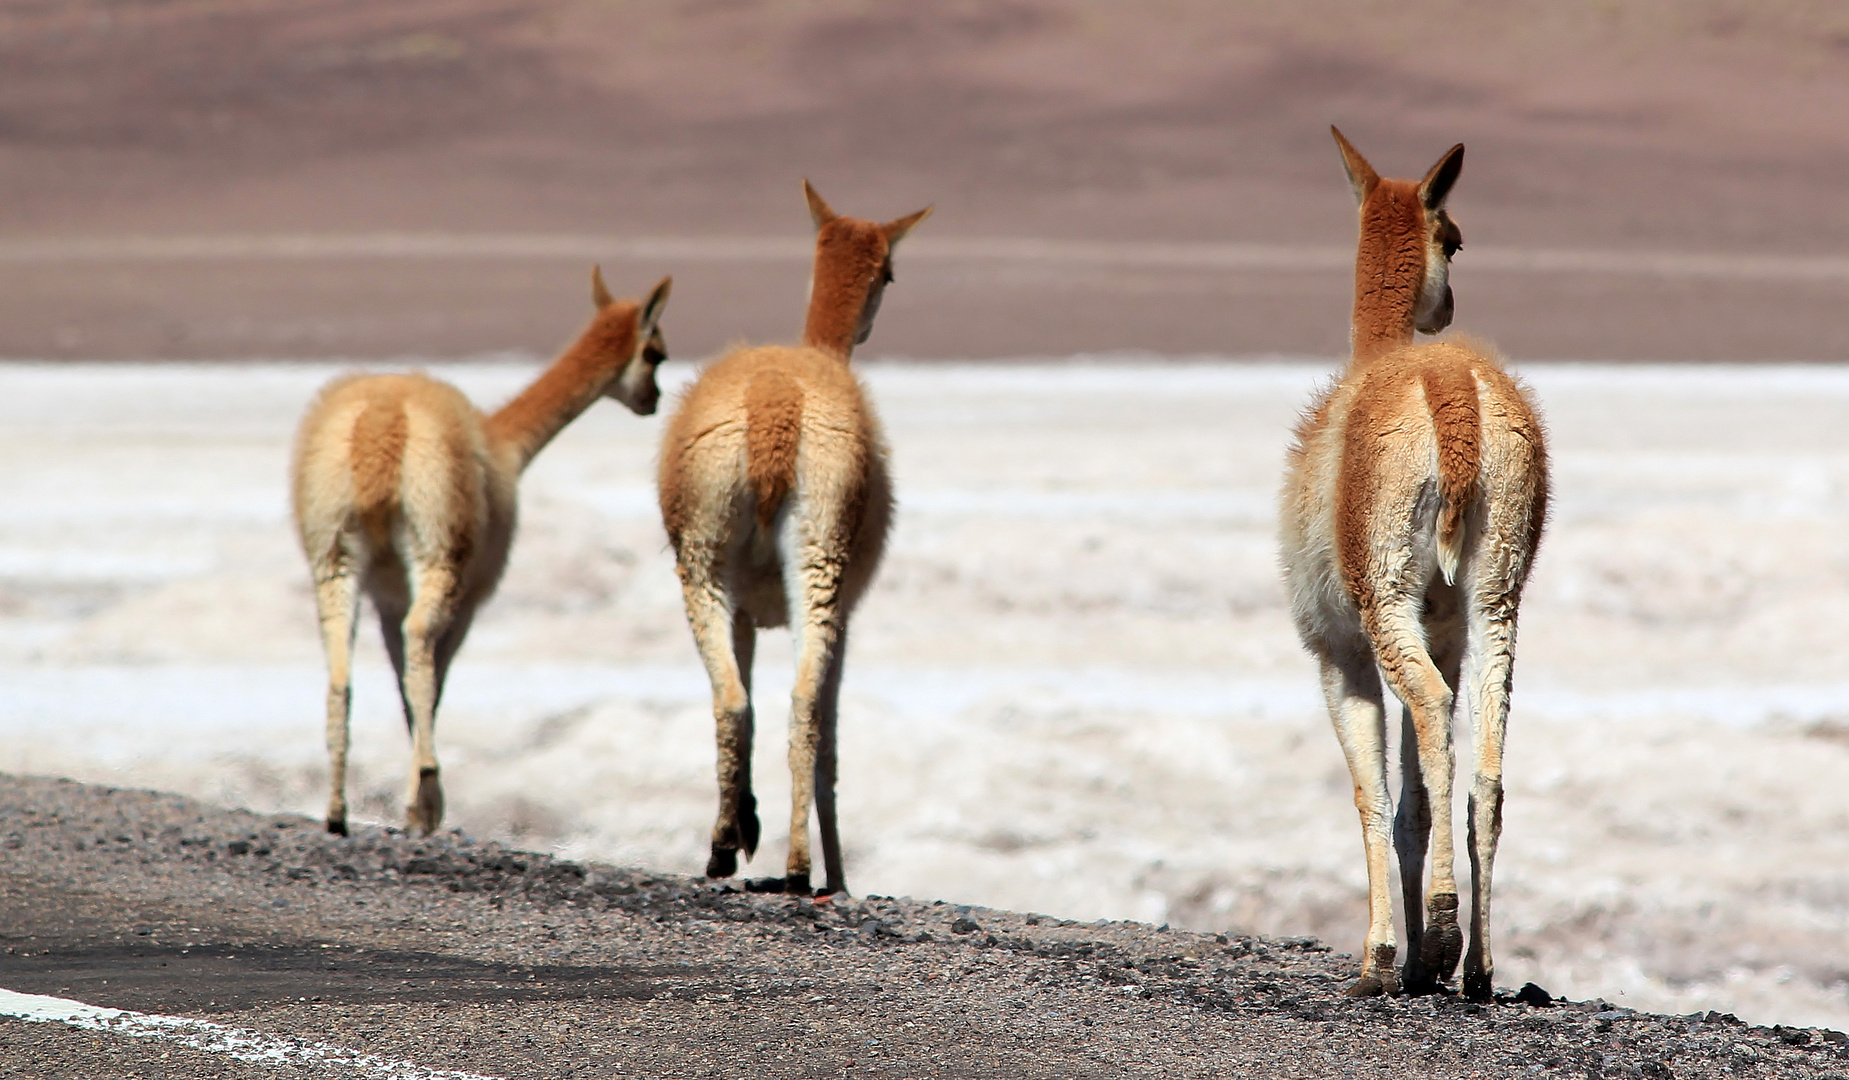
3;775;1846;1079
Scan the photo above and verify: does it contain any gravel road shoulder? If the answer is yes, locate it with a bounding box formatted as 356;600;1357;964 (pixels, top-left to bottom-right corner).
2;774;1845;1079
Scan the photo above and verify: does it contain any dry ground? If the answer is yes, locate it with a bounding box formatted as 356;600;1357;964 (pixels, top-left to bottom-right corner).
5;774;1849;1079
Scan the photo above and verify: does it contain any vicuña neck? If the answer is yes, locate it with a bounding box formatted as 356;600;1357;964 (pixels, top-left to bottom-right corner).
1350;193;1425;364
801;230;881;359
486;316;634;472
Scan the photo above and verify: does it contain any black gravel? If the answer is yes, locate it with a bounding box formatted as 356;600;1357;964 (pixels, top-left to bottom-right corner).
3;773;1846;1079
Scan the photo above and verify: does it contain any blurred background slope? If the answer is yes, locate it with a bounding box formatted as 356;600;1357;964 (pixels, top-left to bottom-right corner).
2;0;1848;360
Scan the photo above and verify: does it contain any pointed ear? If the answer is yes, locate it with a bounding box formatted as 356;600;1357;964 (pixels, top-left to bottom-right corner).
640;275;672;334
1419;143;1465;210
591;264;614;310
881;205;932;247
1331;126;1379;206
803;179;838;230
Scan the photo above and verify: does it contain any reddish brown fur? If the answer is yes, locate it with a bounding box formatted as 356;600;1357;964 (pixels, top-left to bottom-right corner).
1352;181;1430;361
1422;365;1480;563
1282;132;1548;1002
745;369;804;526
486;298;645;468
802;219;891;356
350;397;407;545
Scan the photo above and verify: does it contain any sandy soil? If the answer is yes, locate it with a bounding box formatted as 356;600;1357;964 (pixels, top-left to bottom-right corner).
3;2;1849;359
1;359;1846;1030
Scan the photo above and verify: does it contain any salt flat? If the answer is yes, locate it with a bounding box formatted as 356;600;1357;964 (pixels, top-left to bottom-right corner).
1;359;1846;1027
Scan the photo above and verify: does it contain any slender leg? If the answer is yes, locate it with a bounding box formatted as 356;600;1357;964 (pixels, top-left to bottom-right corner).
784;534;849;897
312;560;362;836
399;561;459;835
432;602;478;712
678;566;755;879
728;609;761;863
375;589;411;732
1371;598;1462;992
1318;641;1396;996
1399;580;1468;991
814;622;850;896
1463;602;1519;1002
1391;703;1431;985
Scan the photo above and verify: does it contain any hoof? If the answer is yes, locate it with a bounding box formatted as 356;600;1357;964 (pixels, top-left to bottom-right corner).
738;793;761;859
405;768;443;836
1422;894;1463;980
783;872;811;896
326;817;348;837
1345;975;1389;998
1463;969;1494;1003
1400;964;1447;997
706;846;739;879
743;875;789;894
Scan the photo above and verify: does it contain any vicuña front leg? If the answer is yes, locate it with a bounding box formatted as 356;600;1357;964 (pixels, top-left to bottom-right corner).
1392;704;1432;987
1375;605;1463;993
1319;647;1397;996
813;623;850;896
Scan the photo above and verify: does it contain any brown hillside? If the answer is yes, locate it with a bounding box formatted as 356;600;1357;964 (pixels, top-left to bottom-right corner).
3;1;1848;359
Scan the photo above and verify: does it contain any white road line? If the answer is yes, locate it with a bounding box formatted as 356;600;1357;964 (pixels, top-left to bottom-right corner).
0;986;504;1080
1;233;1847;282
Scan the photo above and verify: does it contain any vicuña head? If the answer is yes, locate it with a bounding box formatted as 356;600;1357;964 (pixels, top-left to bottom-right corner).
801;179;931;356
591;265;672;415
294;268;670;838
1332;126;1465;356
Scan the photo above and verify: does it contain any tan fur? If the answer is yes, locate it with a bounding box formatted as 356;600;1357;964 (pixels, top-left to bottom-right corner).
1280;132;1548;1002
745;369;804;527
349;398;407;546
659;182;926;895
292;271;670;836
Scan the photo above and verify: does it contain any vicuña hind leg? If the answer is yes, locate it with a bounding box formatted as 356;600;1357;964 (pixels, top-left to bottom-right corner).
1398;582;1468;991
681;573;756;879
784;535;850;897
725;610;761;866
313;562;361;835
1463;603;1518;1003
399;562;459;835
1318;643;1396;996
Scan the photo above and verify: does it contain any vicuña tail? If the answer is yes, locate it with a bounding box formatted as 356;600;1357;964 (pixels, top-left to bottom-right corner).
745;370;803;528
1423;368;1480;585
350;398;407;545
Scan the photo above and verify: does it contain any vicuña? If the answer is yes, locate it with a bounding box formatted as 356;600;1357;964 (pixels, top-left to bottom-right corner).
1279;130;1548;1001
659;181;929;896
293;269;671;836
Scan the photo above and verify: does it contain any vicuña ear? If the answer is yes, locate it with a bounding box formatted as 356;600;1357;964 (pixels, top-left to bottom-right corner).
803;179;838;230
1419;143;1465;210
1331;126;1379;206
881;205;933;247
591;264;614;310
640;275;672;335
